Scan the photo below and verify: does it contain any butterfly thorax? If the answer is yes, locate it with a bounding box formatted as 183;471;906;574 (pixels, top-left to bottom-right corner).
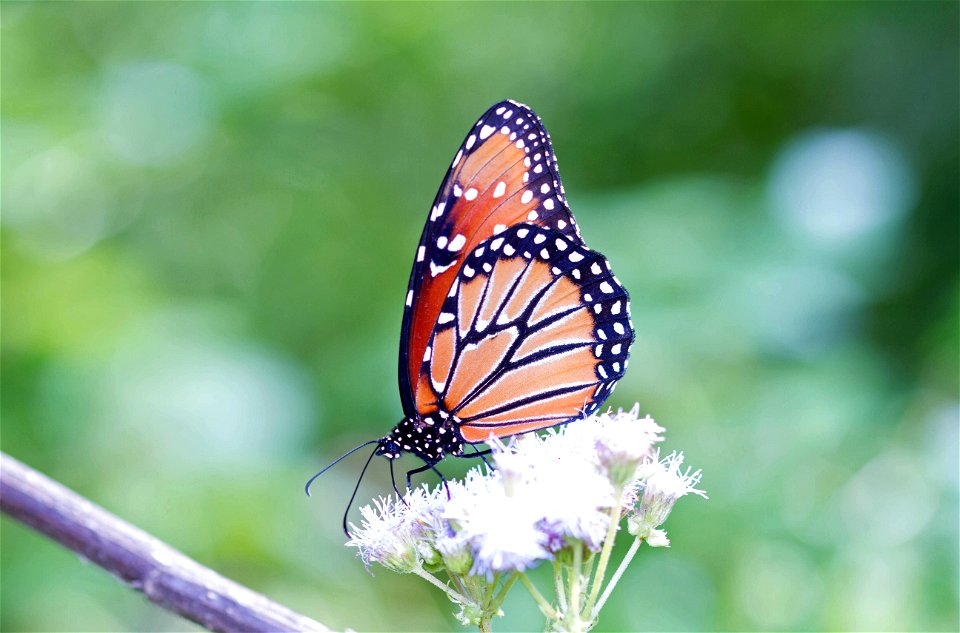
378;412;464;463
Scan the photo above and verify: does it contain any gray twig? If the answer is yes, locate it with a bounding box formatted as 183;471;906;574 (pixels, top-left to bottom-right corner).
0;452;329;633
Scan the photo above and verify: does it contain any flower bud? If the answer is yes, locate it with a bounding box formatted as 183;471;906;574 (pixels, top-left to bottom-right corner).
436;534;473;576
594;413;663;488
629;451;706;538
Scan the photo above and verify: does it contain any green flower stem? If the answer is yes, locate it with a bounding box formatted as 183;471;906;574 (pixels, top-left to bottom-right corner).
518;572;558;620
568;543;584;632
412;567;471;606
479;617;492;633
451;574;471;602
553;560;568;613
467;575;483;603
492;572;518;608
583;549;597;584
582;487;625;618
483;574;497;605
593;536;643;618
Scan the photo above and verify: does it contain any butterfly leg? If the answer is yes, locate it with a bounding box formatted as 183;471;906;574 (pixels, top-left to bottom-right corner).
460;445;493;469
405;462;452;500
429;463;452;500
390;458;409;505
405;462;433;491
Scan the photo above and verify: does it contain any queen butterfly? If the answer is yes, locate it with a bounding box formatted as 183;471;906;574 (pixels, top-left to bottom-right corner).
308;100;634;527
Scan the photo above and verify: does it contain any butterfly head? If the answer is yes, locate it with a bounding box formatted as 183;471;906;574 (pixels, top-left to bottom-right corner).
375;435;403;460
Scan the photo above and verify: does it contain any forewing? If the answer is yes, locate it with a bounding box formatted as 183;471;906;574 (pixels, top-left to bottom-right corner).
399;100;584;415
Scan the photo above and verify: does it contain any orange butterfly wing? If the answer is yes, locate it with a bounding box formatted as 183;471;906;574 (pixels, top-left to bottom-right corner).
398;100;583;416
415;224;633;442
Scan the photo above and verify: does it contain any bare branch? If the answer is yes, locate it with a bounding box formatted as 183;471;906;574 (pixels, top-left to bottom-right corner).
0;452;329;633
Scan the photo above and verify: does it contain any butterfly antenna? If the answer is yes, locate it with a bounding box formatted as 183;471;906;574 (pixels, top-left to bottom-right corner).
305;439;381;497
342;444;380;538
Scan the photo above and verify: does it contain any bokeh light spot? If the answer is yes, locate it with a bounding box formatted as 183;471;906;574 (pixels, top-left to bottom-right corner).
100;60;214;166
768;129;915;246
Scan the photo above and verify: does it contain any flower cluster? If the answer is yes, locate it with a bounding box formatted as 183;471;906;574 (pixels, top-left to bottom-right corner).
345;405;706;631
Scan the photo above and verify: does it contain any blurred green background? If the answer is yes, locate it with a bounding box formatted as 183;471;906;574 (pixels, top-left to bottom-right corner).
2;2;957;632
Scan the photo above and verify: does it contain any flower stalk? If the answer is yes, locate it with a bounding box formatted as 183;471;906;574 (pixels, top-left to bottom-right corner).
342;406;706;631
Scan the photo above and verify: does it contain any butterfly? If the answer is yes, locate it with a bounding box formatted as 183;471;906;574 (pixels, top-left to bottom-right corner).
307;100;634;529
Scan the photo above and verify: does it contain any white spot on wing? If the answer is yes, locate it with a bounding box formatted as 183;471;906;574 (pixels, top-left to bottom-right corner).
430;261;455;277
448;234;466;251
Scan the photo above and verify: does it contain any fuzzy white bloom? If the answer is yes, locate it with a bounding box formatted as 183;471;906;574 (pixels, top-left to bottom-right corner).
492;430;615;551
447;485;550;576
628;450;708;545
346;406;701;574
346;495;422;573
587;405;665;487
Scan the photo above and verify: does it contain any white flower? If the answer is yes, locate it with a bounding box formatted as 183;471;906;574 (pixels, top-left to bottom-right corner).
444;468;550;576
347;406;704;576
628;450;707;540
496;431;614;551
644;528;671;548
434;528;473;575
591;406;664;487
346;495;423;573
343;405;706;633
